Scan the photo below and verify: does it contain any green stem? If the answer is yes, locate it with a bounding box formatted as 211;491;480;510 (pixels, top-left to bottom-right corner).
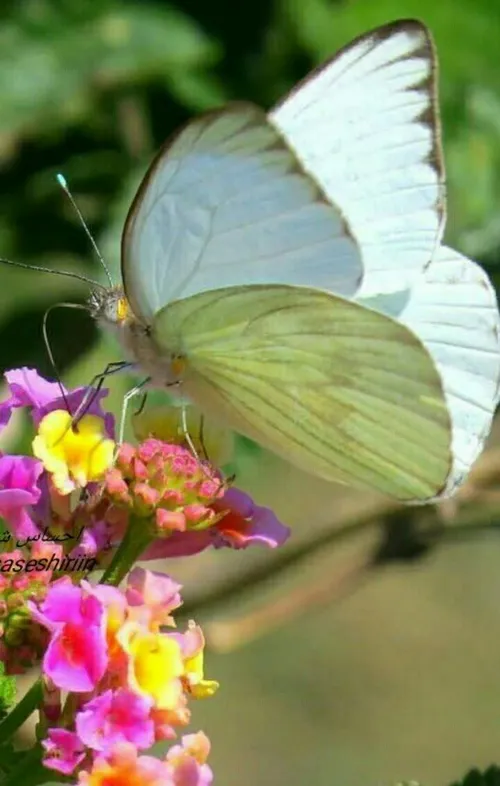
101;517;153;586
0;677;42;745
3;743;55;786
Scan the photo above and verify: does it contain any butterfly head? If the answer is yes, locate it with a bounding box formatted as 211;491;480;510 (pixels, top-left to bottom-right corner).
88;286;181;387
88;286;131;328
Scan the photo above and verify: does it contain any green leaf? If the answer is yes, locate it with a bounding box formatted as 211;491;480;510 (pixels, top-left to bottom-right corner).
0;740;22;780
0;664;16;719
164;69;229;111
450;766;500;786
278;0;500;260
0;742;66;786
0;4;220;141
282;0;500;88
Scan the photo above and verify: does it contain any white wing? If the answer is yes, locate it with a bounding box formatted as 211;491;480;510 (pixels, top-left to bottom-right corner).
122;103;362;322
358;246;500;496
270;20;445;297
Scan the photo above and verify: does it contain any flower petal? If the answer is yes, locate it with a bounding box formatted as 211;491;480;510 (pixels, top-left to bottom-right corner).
0;368;63;430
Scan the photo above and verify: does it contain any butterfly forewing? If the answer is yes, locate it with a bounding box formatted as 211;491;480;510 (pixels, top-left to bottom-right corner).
121;103;362;322
270;19;445;297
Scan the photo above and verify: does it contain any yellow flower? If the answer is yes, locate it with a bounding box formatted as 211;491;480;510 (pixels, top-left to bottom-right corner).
183;623;219;699
118;622;185;710
33;410;115;495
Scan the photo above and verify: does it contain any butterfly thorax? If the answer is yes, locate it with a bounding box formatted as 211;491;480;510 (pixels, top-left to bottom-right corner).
89;286;185;388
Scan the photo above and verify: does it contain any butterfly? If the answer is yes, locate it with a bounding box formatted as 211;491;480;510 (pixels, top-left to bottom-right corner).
89;19;500;503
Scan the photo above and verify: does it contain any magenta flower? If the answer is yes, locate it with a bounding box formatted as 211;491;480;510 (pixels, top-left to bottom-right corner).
29;577;108;691
213;487;291;548
42;728;85;775
0;454;44;539
0;368;62;429
69;519;112;560
0;367;114;436
143;486;290;559
76;688;155;752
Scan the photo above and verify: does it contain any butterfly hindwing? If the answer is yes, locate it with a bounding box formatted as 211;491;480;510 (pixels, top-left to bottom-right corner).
153;284;452;501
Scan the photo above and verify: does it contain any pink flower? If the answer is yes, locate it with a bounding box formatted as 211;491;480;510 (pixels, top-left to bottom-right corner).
104;440;224;534
42;727;85;775
0;367;114;436
29;577;107;691
213;487;290;548
76;688;155;752
166;732;213;786
126;568;182;628
77;742;170;785
143;486;290;559
0;455;44;539
80;580;130;675
83;580;125;611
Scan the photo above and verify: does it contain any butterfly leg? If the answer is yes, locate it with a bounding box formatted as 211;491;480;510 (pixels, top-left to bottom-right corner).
198;415;209;462
179;405;232;491
133;391;148;418
118;378;151;445
73;361;133;426
180;402;203;464
47;361;133;450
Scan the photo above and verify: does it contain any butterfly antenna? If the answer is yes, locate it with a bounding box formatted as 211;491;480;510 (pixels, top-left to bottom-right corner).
0;257;106;290
42;302;89;418
57;173;114;288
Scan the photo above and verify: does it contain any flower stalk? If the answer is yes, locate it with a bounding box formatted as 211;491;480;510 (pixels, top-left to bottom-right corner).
100;517;153;586
0;676;42;744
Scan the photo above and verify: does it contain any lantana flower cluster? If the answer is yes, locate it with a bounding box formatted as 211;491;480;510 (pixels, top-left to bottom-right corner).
33;568;216;782
0;367;290;784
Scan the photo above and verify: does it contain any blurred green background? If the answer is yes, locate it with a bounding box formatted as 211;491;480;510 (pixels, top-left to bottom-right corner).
3;1;500;785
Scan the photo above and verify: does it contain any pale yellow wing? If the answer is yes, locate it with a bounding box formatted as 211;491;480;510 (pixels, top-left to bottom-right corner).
153;285;451;501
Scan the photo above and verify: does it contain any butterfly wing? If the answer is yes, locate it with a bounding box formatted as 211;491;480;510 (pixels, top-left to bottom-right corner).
121;103;362;322
358;245;500;496
153;284;451;501
270;20;445;296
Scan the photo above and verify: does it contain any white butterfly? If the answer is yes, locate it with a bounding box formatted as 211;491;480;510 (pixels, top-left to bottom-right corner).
90;19;500;502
